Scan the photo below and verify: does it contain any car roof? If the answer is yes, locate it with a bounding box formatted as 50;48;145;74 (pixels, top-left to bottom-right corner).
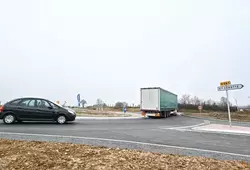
8;97;50;103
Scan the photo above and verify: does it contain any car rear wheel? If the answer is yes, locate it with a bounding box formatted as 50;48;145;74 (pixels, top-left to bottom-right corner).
3;114;16;124
56;115;67;124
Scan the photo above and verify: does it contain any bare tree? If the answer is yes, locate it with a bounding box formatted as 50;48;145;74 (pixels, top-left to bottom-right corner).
122;102;128;107
103;103;107;108
220;97;227;107
192;96;201;106
180;94;191;104
96;98;104;111
206;99;213;106
80;99;87;108
115;102;128;108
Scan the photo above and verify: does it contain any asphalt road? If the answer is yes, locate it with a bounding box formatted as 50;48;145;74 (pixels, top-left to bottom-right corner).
0;116;250;161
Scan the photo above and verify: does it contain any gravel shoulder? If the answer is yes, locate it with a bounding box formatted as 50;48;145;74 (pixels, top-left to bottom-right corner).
0;139;249;170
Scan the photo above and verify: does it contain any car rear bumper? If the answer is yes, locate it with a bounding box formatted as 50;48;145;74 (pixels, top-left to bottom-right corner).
0;113;3;119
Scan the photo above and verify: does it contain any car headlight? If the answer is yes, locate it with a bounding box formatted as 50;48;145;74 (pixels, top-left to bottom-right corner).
68;110;76;115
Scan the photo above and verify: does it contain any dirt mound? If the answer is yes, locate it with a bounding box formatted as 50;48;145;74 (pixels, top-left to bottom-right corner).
0;139;249;170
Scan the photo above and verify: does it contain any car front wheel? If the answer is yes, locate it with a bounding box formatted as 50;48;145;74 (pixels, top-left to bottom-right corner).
56;115;67;124
3;114;16;124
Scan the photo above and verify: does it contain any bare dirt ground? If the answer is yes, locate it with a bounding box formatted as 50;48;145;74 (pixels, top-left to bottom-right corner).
185;111;250;122
0;139;249;170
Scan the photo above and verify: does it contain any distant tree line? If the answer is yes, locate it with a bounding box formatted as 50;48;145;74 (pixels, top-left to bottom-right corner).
74;94;238;112
178;94;237;112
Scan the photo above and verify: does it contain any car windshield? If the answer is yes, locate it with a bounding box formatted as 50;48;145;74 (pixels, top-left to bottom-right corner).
50;101;63;108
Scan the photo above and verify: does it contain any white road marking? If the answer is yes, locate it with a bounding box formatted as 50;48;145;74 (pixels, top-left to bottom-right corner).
0;131;249;158
185;128;250;137
159;121;250;137
194;128;250;134
159;120;210;130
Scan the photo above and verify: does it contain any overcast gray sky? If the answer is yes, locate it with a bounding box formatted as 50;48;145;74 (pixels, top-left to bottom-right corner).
0;0;249;106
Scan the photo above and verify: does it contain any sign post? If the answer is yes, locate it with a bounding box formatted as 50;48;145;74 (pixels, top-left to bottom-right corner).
217;81;244;127
123;107;127;117
77;94;81;107
198;105;203;114
225;89;232;127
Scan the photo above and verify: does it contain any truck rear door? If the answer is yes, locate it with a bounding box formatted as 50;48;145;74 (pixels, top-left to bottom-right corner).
141;88;160;111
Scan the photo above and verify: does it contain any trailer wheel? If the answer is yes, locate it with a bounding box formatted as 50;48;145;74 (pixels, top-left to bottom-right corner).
161;112;167;118
167;112;171;118
164;112;167;118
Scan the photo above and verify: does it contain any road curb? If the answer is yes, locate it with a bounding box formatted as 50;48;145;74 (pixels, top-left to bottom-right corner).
76;116;143;120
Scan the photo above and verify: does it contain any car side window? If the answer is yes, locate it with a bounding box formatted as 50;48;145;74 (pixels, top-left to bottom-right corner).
49;102;59;109
10;99;22;106
37;100;51;108
28;100;36;107
19;99;31;107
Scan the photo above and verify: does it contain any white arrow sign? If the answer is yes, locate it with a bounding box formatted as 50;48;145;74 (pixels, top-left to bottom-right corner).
217;82;244;128
217;84;244;91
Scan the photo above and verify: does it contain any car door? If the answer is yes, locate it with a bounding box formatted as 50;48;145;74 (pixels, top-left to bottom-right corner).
16;99;37;120
36;99;55;120
48;101;61;119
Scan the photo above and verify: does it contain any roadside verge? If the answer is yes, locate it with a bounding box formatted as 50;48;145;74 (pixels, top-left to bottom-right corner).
76;116;143;120
1;138;249;170
0;132;250;163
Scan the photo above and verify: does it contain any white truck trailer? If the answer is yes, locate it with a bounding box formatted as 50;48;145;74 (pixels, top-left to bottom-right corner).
140;87;178;118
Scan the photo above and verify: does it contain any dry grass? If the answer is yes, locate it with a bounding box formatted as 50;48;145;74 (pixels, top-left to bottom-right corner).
185;111;250;122
83;107;141;113
74;108;131;117
76;112;131;117
0;139;249;170
112;108;141;112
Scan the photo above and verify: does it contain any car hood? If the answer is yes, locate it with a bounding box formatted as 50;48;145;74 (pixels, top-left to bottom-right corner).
65;107;76;113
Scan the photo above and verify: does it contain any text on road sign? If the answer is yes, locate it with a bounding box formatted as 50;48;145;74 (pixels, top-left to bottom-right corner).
220;81;231;86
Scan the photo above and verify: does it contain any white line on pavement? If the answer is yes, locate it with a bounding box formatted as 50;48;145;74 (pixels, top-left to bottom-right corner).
159;120;210;130
0;131;249;158
165;128;250;137
190;128;250;137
